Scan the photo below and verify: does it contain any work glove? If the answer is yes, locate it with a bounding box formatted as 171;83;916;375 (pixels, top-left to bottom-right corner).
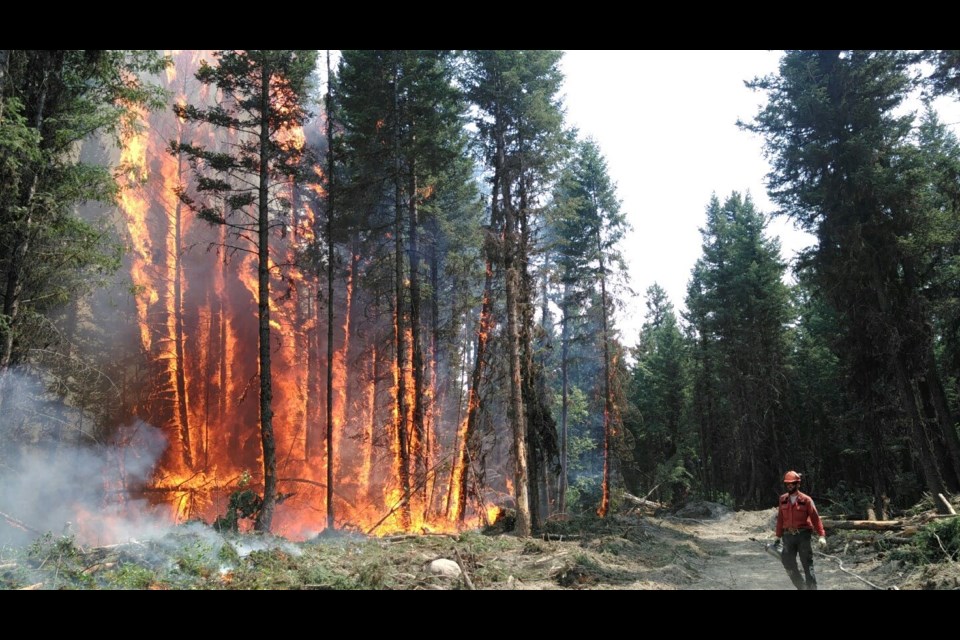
818;536;827;549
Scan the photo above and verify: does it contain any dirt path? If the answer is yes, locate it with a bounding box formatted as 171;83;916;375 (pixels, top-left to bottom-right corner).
673;508;874;590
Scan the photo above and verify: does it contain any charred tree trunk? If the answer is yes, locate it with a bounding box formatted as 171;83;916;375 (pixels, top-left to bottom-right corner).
204;296;215;469
452;252;495;522
392;60;412;529
430;223;441;426
518;172;542;529
325;49;336;531
597;243;612;518
218;263;230;460
408;166;428;510
502;177;531;536
172;131;193;470
363;340;378;501
254;61;277;533
305;293;319;460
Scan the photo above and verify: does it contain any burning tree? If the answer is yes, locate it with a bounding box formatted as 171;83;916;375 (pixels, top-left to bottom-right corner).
170;50;318;532
463;50;566;535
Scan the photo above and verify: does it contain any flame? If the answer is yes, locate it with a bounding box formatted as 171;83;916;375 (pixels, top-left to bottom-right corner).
109;51;500;544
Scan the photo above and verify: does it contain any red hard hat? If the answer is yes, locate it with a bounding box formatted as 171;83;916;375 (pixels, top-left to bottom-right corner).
783;470;802;483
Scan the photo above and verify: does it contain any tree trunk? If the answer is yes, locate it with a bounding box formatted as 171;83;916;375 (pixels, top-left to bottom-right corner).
597;245;612;518
894;353;948;512
430;225;441;430
408;166;428;511
255;61;277;533
917;375;960;493
362;341;377;502
559;294;570;515
392;59;412;529
503;179;531;536
305;292;319;460
923;354;960;489
452;254;494;523
325;49;336;531
172;131;193;470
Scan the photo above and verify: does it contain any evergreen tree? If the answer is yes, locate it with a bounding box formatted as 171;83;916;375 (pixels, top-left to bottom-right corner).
685;192;791;507
336;50;470;528
171;49;318;532
0;50;165;412
549;138;628;516
626;284;692;504
744;50;960;508
464;50;566;534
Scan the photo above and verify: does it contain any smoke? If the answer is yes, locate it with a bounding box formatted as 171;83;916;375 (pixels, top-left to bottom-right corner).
0;370;172;547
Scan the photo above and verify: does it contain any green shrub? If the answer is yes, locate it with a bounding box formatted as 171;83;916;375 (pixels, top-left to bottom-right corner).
891;517;960;564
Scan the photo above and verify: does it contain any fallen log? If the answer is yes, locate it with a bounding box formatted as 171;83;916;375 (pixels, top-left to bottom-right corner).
0;510;41;535
937;494;957;516
622;492;663;510
822;519;902;531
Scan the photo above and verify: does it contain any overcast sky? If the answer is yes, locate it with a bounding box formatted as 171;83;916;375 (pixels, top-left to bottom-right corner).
559;50;815;346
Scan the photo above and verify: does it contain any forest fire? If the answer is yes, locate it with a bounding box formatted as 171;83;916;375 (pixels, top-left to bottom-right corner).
113;50;493;541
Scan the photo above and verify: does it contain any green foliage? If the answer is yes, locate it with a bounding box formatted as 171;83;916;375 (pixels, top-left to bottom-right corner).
684;192;793;507
626;283;693;500
26;533;94;588
173;50;318;231
213;471;263;532
27;532;81;565
566;473;601;514
745;50;960;506
823;481;874;518
892;517;960;564
110;563;158;589
172;539;218;579
0;50;166;378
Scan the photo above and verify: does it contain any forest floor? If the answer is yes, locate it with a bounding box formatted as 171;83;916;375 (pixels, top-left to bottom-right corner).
2;496;959;589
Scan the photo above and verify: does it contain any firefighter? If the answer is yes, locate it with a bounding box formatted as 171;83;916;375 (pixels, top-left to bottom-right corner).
774;470;826;590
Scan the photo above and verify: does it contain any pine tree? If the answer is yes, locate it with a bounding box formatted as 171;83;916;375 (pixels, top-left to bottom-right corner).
549;138;629;516
0;50;165;408
744;50;960;508
336;50;468;528
464;50;566;534
627;284;691;504
684;192;791;506
171;49;318;532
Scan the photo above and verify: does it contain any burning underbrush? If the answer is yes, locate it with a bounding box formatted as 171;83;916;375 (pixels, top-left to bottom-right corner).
3;494;958;590
0;503;710;590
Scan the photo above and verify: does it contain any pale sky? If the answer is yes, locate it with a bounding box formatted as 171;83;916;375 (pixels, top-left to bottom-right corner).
560;50;814;346
560;50;960;348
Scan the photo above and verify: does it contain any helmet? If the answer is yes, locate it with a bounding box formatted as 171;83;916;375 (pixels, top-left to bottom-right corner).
783;470;802;483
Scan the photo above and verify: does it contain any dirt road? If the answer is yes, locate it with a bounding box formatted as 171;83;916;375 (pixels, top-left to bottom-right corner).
674;508;875;590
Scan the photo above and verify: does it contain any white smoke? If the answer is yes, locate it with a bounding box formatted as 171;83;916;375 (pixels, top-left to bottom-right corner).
0;370;172;547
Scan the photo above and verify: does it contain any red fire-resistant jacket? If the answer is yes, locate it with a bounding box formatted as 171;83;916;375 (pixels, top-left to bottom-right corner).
775;490;826;537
